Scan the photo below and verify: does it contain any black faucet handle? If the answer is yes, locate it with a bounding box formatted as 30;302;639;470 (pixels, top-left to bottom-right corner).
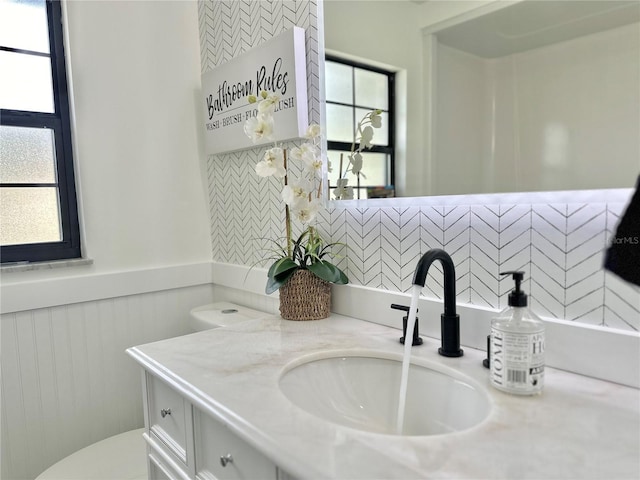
390;303;418;313
390;304;423;346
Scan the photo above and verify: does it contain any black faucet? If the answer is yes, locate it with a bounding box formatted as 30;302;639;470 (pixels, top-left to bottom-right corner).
413;248;463;357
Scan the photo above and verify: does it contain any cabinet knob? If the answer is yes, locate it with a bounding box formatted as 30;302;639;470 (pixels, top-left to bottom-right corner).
220;453;234;467
160;408;172;418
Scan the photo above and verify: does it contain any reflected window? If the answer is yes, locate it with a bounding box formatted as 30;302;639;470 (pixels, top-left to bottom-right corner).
0;0;80;263
325;56;395;199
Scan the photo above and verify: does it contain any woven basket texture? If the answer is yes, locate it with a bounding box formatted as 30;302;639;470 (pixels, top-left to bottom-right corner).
279;269;331;321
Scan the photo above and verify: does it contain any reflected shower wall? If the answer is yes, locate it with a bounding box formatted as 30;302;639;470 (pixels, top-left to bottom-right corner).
432;21;640;195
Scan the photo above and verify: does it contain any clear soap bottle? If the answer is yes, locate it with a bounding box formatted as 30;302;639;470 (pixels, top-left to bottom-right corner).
490;271;545;395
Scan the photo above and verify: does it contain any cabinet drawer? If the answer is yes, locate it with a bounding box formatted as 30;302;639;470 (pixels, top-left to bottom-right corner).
194;409;277;480
145;432;191;480
147;373;190;464
148;452;181;480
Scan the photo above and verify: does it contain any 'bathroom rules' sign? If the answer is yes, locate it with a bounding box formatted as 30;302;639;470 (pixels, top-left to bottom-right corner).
201;27;308;155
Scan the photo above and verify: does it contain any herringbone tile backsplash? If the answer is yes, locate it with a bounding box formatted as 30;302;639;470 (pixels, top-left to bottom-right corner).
199;0;639;332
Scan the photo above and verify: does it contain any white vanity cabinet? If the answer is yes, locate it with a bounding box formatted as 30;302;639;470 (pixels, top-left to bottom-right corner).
140;371;290;480
127;316;640;480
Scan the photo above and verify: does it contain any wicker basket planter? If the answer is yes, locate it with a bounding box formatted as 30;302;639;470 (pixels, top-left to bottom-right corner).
279;269;331;321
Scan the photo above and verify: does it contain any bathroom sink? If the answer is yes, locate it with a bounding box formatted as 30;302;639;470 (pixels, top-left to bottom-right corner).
279;351;491;436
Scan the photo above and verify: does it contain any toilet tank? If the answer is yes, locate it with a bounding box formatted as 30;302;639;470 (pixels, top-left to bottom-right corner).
189;302;269;332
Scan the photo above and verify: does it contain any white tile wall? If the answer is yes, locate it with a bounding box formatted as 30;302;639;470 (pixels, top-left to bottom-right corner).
199;0;639;332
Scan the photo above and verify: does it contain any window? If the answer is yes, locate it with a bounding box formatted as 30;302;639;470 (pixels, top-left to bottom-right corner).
325;56;395;199
0;0;80;263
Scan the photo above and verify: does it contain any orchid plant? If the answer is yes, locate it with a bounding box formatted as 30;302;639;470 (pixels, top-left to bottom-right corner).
244;91;348;294
333;109;383;200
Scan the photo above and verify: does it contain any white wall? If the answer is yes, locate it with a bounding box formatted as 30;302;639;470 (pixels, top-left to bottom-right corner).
1;1;214;479
434;21;640;195
2;0;211;286
66;0;211;273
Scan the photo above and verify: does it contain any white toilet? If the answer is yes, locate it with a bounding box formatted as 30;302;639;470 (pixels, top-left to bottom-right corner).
36;302;268;480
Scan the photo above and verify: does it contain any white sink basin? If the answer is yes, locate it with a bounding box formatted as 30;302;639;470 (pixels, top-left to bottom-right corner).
279;351;492;436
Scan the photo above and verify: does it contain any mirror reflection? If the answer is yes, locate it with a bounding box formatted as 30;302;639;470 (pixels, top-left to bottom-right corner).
325;58;394;200
323;0;640;199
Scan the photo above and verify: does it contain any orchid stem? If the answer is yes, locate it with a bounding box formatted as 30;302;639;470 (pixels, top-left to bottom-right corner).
285;204;292;258
283;149;292;258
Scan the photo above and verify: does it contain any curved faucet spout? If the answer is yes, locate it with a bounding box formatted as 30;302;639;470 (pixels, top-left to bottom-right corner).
412;248;463;357
412;248;457;317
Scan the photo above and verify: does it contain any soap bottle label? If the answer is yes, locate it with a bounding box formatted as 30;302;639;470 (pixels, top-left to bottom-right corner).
490;328;545;395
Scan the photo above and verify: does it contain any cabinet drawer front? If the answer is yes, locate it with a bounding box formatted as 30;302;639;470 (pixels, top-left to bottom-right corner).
194;409;277;480
147;373;190;464
149;452;182;480
145;432;192;480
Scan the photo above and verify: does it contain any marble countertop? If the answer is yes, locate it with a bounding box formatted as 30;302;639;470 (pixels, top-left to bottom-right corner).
127;314;640;480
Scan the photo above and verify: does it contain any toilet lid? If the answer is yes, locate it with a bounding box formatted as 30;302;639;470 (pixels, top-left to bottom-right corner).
35;428;146;480
189;302;268;330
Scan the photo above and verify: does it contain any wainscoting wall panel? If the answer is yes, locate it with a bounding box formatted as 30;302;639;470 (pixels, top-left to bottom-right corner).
1;284;215;480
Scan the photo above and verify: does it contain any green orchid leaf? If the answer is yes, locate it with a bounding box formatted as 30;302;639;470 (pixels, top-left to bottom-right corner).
263;228;349;292
325;263;348;284
308;261;348;285
331;264;349;284
265;267;297;295
268;257;298;277
307;261;335;283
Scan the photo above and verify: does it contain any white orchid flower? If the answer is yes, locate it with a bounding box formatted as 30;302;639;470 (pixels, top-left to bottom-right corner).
289;142;319;162
290;142;323;177
303;154;323;178
359;125;374;149
334;178;353;200
244;113;274;143
289;141;322;178
291;198;321;223
350;152;363;175
281;178;313;207
255;147;285;178
305;123;322;139
370;110;382;128
258;94;280;114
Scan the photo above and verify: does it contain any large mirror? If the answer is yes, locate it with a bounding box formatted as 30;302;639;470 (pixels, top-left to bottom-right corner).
323;0;640;199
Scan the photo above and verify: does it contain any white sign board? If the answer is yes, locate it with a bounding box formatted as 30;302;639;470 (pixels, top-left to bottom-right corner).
201;27;308;155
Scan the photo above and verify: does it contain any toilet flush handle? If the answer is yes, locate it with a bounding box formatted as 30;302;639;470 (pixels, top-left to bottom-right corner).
220;453;234;467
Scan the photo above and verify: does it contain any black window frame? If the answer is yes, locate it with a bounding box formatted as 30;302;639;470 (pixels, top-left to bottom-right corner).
1;0;81;263
325;55;396;198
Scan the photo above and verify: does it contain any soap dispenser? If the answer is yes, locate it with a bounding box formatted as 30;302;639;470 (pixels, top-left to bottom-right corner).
490;271;545;395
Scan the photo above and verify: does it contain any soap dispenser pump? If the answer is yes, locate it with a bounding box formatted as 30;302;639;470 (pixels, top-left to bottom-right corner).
490;271;545;395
